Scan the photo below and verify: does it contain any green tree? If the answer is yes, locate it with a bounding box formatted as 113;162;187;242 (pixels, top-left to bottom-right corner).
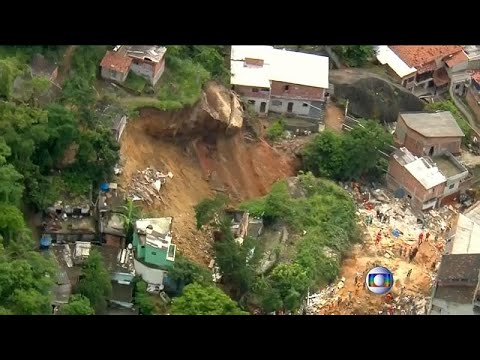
75;249;112;314
170;283;247;315
59;294;94;315
117;198;142;243
10;288;52;315
168;255;212;291
267;118;285;141
268;263;310;312
0;204;26;244
194;194;228;229
0;58;22;100
213;219;258;298
0;140;24;204
134;280;156;315
333;45;374;67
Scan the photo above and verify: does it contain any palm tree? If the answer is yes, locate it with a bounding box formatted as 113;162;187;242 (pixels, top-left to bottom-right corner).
115;198;142;243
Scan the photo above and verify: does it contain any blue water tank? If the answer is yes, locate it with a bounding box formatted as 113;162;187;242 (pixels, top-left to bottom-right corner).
40;234;52;249
100;182;110;192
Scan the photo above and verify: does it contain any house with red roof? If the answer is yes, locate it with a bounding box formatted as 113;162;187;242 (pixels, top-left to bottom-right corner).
376;45;469;95
100;45;167;86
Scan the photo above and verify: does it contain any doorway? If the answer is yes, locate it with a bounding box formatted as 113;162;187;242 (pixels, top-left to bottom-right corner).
287;102;294;113
260;102;266;113
429;146;434;156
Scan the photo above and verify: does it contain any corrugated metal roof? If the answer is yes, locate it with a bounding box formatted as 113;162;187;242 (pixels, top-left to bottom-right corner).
437;253;480;282
400;111;465;138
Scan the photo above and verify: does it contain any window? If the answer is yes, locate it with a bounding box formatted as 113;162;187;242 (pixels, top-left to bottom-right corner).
110;69;117;79
272;100;282;106
303;103;309;107
252;88;259;92
261;87;269;92
449;184;455;190
284;85;290;91
151;251;157;255
247;100;255;105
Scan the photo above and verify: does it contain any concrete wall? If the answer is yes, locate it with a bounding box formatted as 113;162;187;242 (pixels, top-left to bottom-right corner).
243;97;269;114
133;258;166;285
270;80;324;100
151;59;165;86
466;86;480;124
101;67;129;83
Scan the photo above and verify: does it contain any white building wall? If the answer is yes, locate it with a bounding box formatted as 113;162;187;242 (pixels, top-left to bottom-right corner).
130;62;154;82
269;99;311;116
134;258;167;285
242;97;269;114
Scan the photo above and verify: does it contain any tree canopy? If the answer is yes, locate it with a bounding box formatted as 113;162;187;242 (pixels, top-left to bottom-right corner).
170;283;247;315
333;46;375;67
75;249;112;314
302;120;392;181
59;294;94;315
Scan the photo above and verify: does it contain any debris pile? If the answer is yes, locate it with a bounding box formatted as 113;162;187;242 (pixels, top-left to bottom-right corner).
127;167;173;205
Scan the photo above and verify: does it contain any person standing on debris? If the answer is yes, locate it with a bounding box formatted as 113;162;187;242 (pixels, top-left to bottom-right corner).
375;231;382;245
418;232;424;245
425;231;431;241
354;273;359;286
406;269;412;279
411;246;418;260
337;297;342;306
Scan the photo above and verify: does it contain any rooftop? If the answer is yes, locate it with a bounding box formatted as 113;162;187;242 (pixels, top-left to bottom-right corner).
432;153;468;178
433;285;477;305
390;45;463;69
437;253;480;283
449;214;480;255
136;217;174;252
52;268;72;305
44;216;96;234
100;51;132;74
464;201;480;225
31;53;58;77
124;45;167;63
110;273;134;306
394;148;446;189
230;45;329;90
464;45;480;60
400;111;465;138
375;45;417;78
445;51;469;67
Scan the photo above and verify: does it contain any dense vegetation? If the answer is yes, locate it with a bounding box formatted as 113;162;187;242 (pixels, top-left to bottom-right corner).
302;119;393;181
267;118;286;141
333;45;375;67
170;283;247;315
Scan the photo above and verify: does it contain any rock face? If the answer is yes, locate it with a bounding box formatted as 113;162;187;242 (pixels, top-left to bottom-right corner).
330;70;425;123
139;81;244;138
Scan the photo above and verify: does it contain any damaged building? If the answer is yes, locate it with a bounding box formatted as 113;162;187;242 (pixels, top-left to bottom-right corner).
387;147;470;212
97;182;127;248
42;199;97;244
224;209;264;244
132;217;177;287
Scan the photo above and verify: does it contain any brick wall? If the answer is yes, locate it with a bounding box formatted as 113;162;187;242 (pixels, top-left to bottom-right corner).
466;86;480;124
396;116;462;156
387;157;446;204
270;80;324;100
233;85;270;99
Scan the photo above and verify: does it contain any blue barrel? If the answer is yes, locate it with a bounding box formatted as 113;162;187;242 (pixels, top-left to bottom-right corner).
100;182;110;192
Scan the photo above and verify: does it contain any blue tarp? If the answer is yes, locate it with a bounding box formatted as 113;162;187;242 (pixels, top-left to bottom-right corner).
100;182;110;192
40;234;52;248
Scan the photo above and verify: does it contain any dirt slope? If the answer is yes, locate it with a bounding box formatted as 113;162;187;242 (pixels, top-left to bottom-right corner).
118;83;297;265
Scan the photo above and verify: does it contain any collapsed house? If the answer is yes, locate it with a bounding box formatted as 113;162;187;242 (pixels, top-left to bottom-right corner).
132;218;177;287
42;199;96;243
97;182;127;248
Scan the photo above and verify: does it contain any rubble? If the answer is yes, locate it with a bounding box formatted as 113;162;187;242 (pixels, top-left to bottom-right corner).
126;167;173;205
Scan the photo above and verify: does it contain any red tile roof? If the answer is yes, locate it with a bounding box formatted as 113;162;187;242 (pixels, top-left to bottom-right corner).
100;51;132;74
445;51;468;67
390;45;463;68
472;71;480;85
